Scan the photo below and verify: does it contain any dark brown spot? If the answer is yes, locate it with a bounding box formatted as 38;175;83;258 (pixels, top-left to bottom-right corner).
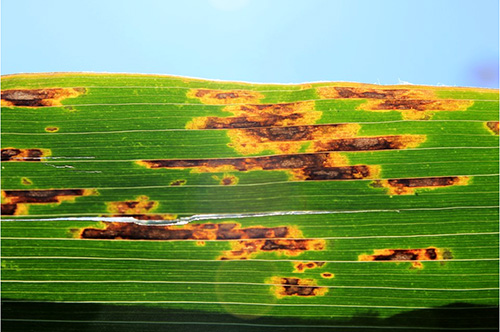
271;277;327;297
486;121;499;135
1;204;18;215
2;189;87;204
1;148;45;162
1;88;84;107
321;272;334;278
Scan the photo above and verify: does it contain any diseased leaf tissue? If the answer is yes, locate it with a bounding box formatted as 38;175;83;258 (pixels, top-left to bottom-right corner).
1;73;498;331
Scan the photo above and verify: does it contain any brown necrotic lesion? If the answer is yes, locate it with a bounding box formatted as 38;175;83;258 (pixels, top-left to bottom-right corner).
2;189;93;204
187;89;265;105
374;176;470;195
270;277;328;298
317;86;473;120
1;189;96;216
308;135;425;152
1;88;85;107
486;121;499;135
138;153;380;181
187;102;320;130
107;196;158;214
80;222;326;260
293;261;326;273
1;148;50;162
359;247;450;268
139;153;343;172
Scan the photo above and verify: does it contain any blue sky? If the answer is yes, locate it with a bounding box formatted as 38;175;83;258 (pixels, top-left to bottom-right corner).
2;0;499;87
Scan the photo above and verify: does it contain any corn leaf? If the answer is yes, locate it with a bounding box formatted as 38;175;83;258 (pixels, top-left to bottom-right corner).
1;73;499;331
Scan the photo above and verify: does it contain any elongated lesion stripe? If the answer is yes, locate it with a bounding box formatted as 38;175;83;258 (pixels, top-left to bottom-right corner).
80;222;326;260
1;148;51;162
317;86;474;120
1;88;84;107
138;152;380;181
359;247;452;268
373;176;470;195
1;189;96;216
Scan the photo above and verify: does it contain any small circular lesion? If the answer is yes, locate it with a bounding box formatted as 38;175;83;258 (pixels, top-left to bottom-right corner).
45;126;59;133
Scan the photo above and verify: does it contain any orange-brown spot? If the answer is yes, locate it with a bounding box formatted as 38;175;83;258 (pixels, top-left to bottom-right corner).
359;247;447;268
1;148;51;162
21;178;33;186
2;189;96;204
321;272;334;279
317;86;473;120
486;121;499;135
1;88;85;107
107;196;158;214
187;89;264;105
374;176;470;195
215;174;238;186
293;261;326;273
270;277;328;298
45;127;59;133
